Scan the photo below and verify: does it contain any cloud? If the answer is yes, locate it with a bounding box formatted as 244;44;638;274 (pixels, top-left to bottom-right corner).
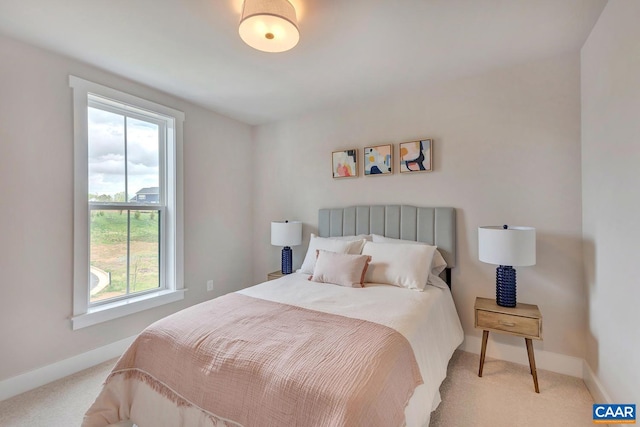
88;108;160;196
90;158;124;174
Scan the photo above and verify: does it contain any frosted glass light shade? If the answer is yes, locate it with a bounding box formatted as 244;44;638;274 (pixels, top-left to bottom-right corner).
239;0;299;53
478;226;536;266
271;221;302;246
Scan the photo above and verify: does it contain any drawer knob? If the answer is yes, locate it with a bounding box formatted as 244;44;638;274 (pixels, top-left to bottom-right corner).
499;321;516;327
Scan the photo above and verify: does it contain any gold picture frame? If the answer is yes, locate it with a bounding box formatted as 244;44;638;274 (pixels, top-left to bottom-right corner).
399;139;432;173
332;149;358;178
364;144;393;176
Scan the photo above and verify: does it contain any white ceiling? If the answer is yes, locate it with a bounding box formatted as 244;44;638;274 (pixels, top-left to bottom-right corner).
0;0;607;125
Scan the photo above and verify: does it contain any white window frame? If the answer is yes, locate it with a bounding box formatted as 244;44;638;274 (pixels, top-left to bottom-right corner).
69;76;184;330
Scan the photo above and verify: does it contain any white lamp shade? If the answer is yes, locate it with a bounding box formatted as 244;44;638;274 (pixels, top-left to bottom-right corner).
271;221;302;246
239;0;299;53
478;226;536;267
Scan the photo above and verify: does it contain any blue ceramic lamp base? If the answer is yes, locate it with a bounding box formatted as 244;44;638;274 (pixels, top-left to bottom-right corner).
496;265;517;307
281;246;293;275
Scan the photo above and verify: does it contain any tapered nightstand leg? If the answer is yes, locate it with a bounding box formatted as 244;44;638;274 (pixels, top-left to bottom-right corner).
525;338;540;393
479;330;489;377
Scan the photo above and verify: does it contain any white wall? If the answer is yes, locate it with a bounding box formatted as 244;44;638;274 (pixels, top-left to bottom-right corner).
581;1;640;404
0;35;254;381
252;54;586;359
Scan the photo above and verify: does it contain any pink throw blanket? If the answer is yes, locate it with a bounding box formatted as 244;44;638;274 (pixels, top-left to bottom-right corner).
84;293;423;427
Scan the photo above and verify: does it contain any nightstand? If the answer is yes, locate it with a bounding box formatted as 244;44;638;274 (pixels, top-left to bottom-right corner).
474;297;543;393
267;270;285;281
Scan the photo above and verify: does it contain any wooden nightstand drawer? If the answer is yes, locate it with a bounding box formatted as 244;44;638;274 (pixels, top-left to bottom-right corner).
476;310;540;338
267;270;284;281
474;297;543;340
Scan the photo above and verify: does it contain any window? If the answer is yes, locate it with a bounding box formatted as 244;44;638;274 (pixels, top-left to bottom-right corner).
70;76;184;330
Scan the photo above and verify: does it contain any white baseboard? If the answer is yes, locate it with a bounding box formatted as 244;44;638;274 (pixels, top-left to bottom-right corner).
582;360;612;404
0;335;136;402
460;334;584;378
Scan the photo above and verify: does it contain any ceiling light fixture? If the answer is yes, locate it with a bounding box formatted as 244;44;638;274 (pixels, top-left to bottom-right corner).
239;0;300;53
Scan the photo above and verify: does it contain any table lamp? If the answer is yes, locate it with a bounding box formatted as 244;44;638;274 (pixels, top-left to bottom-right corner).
271;220;302;274
478;225;536;307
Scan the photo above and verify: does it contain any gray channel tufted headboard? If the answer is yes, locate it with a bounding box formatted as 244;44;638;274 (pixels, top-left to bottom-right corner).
318;205;456;285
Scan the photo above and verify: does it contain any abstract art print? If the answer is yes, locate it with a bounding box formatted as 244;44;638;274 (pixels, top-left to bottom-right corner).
332;149;358;178
364;144;392;176
399;139;432;173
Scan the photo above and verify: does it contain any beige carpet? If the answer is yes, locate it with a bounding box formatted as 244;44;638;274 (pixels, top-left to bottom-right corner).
0;350;594;427
0;358;116;427
430;351;595;426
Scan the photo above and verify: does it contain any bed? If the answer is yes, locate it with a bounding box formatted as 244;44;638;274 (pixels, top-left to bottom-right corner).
83;205;463;427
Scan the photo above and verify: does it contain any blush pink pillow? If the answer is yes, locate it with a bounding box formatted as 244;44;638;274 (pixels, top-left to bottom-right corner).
309;250;372;288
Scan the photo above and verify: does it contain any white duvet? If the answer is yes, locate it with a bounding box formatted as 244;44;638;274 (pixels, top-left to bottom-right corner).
239;273;464;427
86;273;463;427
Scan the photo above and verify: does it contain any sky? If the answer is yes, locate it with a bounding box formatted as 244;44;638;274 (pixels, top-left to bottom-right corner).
88;107;159;200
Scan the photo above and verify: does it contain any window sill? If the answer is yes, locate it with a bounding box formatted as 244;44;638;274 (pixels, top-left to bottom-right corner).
71;289;185;330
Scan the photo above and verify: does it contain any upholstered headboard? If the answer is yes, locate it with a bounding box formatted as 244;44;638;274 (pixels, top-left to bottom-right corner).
318;205;456;281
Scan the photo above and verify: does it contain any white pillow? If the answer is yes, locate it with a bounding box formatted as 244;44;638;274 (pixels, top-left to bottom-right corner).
362;241;437;291
371;234;447;276
326;234;372;242
310;250;372;288
298;234;367;274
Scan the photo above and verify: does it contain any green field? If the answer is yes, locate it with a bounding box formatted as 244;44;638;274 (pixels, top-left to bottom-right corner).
90;210;160;302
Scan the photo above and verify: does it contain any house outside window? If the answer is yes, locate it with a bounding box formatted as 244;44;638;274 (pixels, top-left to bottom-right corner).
70;76;184;329
130;187;159;203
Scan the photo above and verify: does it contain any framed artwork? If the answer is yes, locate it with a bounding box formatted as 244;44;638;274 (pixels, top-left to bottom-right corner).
399;139;432;173
364;144;392;176
332;149;358;178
